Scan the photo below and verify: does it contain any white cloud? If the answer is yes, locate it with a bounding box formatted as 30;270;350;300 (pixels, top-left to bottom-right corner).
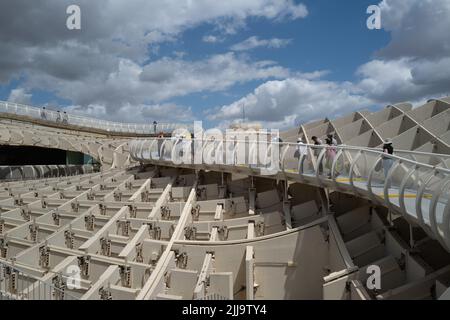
0;0;309;82
356;57;450;103
348;0;450;105
356;59;417;102
0;0;308;124
260;0;308;21
2;0;450;127
202;35;222;43
7;88;32;105
173;51;187;59
207;0;450;129
230;36;292;51
22;52;289;121
139;53;290;101
65;102;194;123
207;77;372;129
377;0;450;60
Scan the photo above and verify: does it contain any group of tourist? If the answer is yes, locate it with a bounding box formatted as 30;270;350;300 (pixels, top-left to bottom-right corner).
295;133;395;178
40;107;69;125
294;134;339;177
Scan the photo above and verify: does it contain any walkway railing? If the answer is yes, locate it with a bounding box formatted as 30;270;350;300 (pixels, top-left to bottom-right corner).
0;260;78;300
0;101;192;134
0;165;96;181
128;137;450;252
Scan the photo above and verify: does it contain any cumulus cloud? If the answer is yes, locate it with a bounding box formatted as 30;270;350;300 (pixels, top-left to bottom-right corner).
209;0;450;130
22;53;289;116
66;102;194;123
0;0;309;122
210;0;450;130
230;36;292;51
209;0;450;129
355;57;450;104
7;88;32;105
1;0;449;128
207;77;372;128
0;0;309;82
139;53;290;100
215;0;448;127
346;0;450;105
377;0;450;60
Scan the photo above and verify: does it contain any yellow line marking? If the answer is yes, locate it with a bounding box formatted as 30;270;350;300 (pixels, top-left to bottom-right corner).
377;194;433;199
335;178;367;182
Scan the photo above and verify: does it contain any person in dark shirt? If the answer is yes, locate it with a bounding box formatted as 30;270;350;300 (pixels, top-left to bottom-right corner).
383;139;394;155
327;133;337;146
157;132;164;158
382;138;394;178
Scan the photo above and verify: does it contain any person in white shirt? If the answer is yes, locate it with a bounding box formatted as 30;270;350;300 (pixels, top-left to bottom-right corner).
40;107;47;120
56;110;62;123
62;111;69;124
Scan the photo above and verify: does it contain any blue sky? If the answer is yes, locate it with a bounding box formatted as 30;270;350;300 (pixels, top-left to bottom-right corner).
1;0;449;128
166;0;390;117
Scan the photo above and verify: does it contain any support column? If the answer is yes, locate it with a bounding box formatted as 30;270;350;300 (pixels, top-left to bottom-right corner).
245;246;255;300
282;180;292;229
249;187;256;215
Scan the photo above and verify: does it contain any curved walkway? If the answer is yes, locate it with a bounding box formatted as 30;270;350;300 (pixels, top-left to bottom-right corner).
129;138;450;252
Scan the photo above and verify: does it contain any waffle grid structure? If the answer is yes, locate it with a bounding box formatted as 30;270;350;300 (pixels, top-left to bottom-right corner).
0;98;450;300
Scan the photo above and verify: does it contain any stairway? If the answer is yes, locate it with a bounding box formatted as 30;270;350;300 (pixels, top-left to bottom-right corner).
335;206;407;295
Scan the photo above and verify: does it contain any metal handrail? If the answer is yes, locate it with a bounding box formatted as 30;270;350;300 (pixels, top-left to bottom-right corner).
0;100;192;134
129;137;450;172
0;165;96;181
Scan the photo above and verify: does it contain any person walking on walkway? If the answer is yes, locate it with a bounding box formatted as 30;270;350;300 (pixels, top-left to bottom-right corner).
40;107;47;120
62;111;69;124
56;110;62;123
382;138;394;178
311;136;323;174
325;136;337;178
270;133;283;169
157;132;164;158
327;133;337;146
295;137;308;173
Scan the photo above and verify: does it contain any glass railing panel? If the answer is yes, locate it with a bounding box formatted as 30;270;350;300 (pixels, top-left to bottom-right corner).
299;145;316;176
383;158;412;207
161;140;174;161
281;144;298;173
339;148;361;182
140;140;153;159
150;139;162;159
201;139;218;166
332;147;348;179
435;178;450;239
400;165;434;219
420;170;447;225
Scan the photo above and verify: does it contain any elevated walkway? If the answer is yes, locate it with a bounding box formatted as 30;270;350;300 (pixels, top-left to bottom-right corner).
129;138;450;252
0;100;191;136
